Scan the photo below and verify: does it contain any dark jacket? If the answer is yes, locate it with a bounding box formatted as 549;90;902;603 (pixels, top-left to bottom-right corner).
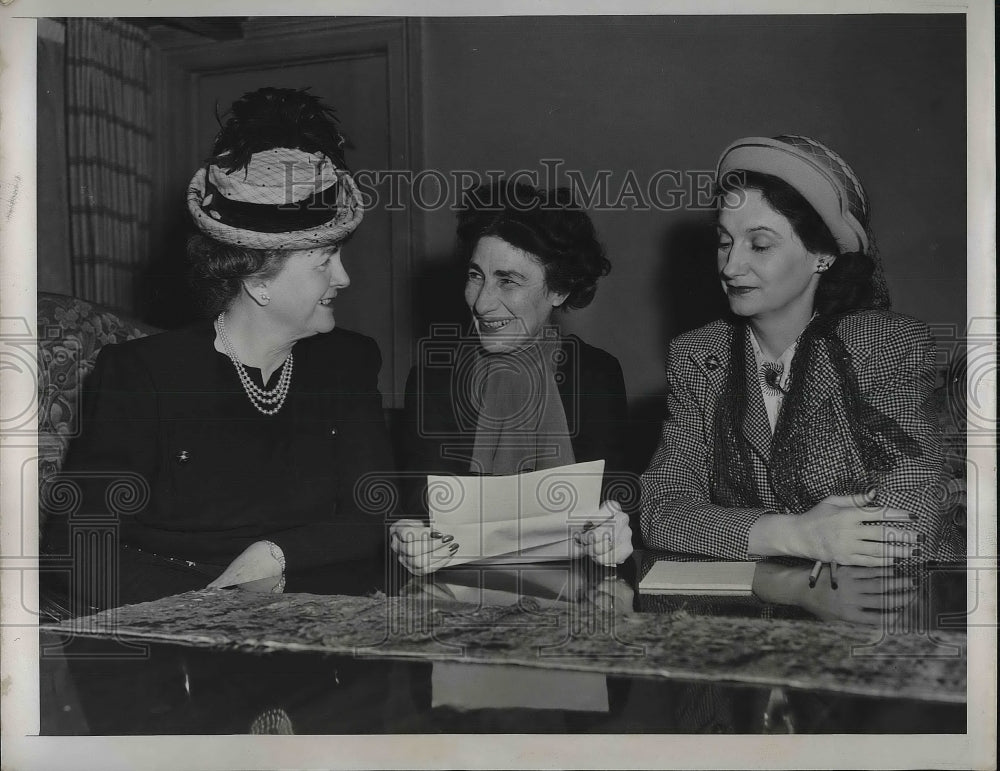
44;321;394;571
398;332;630;519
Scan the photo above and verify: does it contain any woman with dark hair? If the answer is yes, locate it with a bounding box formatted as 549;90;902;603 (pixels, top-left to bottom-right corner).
640;136;954;608
43;88;394;607
391;181;633;575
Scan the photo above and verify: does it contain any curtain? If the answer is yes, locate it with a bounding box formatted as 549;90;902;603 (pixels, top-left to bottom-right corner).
65;18;152;313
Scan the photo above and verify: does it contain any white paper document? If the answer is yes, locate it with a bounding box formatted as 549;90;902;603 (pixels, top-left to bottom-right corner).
416;566;572;605
427;459;605;566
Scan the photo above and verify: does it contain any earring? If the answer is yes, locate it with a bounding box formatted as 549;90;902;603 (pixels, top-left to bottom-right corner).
817;263;829;273
260;293;270;305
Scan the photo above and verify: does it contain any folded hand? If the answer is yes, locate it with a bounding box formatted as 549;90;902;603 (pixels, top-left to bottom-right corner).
389;519;459;576
207;540;284;591
797;492;923;566
572;500;633;566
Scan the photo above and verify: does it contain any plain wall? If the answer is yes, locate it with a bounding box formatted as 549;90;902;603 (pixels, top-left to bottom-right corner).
414;15;967;467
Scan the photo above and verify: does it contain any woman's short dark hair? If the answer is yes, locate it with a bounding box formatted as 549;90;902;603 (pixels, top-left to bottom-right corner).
456;181;611;310
717;170;877;315
186;235;291;317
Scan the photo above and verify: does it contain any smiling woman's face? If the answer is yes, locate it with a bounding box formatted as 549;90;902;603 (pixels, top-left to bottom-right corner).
716;188;825;325
260;245;350;340
464;236;567;353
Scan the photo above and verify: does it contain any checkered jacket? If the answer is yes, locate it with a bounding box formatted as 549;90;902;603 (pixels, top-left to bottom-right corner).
639;310;946;560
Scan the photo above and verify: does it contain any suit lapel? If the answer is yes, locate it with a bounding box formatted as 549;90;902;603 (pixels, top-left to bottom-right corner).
690;330;731;393
691;325;772;464
740;330;773;463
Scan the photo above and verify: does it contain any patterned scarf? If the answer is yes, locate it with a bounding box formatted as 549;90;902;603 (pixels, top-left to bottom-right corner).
468;339;576;475
712;314;922;511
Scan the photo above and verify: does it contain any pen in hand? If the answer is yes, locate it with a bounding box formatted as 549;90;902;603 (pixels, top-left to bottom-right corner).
808;560;822;588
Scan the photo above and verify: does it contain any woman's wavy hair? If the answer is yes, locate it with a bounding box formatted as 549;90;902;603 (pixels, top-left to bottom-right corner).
456;180;611;310
186;236;290;317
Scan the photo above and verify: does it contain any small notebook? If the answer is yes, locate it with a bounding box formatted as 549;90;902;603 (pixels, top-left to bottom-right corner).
638;560;757;596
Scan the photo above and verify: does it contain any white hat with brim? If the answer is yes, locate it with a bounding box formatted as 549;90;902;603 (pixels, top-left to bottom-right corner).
186;146;364;250
716;136;869;255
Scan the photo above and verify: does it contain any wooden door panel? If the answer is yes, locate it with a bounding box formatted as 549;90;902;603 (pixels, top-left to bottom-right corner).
152;19;418;406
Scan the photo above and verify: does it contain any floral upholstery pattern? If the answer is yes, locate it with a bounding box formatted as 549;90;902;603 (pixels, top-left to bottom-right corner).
37;292;161;514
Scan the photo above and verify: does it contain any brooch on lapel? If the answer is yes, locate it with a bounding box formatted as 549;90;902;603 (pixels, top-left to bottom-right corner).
761;361;789;396
704;355;721;371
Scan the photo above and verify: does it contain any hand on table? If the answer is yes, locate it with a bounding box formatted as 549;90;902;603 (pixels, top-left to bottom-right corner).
207;540;285;592
572;500;633;566
753;560;921;626
390;519;459;576
789;491;923;566
799;565;920;626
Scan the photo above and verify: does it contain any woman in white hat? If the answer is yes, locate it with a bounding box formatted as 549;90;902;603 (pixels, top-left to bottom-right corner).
44;88;393;608
640;136;958;621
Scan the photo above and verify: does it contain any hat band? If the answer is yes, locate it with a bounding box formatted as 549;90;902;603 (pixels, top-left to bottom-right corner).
201;172;343;234
717;139;869;255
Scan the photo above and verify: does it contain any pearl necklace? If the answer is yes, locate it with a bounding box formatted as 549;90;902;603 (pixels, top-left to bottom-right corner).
215;313;294;416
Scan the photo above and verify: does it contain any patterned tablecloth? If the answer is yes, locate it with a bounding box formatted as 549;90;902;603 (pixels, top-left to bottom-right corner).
43;588;966;704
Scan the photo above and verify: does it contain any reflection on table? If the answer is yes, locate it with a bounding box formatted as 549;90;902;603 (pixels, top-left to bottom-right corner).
40;551;967;735
635;551;966;631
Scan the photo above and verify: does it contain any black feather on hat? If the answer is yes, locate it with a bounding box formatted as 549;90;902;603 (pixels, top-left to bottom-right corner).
208;87;348;173
187;86;364;250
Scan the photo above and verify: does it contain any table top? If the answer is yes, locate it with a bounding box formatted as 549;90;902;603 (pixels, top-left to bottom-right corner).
39;553;968;735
